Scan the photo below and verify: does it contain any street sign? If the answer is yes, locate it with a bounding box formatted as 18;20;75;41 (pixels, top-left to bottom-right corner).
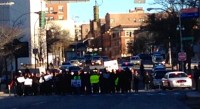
180;8;199;18
182;37;194;41
178;52;187;61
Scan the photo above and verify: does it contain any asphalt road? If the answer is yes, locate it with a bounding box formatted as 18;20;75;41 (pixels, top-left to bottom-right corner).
0;90;193;109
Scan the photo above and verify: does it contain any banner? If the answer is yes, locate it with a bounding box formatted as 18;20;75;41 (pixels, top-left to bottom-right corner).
71;79;81;87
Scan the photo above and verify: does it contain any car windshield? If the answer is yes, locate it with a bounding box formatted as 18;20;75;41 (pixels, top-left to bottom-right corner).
69;66;81;71
93;56;101;60
131;57;140;60
62;62;71;65
154;71;167;79
70;60;78;63
102;56;109;60
169;73;188;78
121;63;134;67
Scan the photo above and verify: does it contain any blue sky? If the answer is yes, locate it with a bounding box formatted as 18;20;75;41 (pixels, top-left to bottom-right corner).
69;0;161;23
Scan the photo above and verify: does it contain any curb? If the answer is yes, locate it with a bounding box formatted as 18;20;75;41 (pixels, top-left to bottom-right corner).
185;91;200;100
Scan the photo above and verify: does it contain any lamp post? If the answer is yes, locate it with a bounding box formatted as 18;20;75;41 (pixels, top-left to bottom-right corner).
12;11;40;27
176;18;185;71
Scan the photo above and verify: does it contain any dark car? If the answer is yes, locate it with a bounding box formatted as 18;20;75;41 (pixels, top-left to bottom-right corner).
68;66;82;74
120;62;134;70
152;70;167;88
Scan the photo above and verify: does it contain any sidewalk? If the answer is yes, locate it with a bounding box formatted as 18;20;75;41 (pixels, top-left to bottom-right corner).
0;84;14;97
185;90;200;99
0;91;14;97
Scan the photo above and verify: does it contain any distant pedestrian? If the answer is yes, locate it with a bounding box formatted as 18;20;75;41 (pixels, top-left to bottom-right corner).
140;62;145;82
133;70;140;92
193;66;200;90
90;68;100;94
16;73;25;96
144;71;151;91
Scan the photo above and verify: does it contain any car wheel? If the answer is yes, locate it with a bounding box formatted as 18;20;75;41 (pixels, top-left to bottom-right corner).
161;86;166;90
168;82;173;90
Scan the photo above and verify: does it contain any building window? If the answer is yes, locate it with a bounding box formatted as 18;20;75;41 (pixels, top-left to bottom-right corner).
110;18;115;23
139;18;145;22
49;7;54;14
49;17;54;20
125;30;134;37
58;6;64;13
58;15;64;20
112;33;116;38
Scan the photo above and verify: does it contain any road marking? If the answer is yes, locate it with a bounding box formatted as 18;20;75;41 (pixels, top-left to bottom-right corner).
32;101;46;106
174;92;180;95
146;93;154;95
158;93;166;95
133;93;139;95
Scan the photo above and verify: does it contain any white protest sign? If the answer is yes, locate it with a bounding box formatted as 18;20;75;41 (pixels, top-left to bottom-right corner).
71;79;81;87
104;60;119;72
17;77;25;83
24;78;33;85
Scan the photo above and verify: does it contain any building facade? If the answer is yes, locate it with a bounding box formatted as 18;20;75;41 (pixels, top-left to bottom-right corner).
89;7;148;59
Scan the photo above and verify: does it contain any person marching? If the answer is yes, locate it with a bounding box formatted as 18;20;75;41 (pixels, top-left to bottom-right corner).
71;71;82;95
24;73;33;96
144;71;151;91
16;72;25;96
31;73;40;96
133;70;140;92
90;68;100;94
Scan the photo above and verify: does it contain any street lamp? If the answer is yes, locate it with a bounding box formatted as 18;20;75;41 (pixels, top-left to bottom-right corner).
12;11;40;27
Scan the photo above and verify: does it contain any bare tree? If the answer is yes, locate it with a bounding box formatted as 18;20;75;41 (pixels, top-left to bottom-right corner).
0;25;23;56
37;23;73;66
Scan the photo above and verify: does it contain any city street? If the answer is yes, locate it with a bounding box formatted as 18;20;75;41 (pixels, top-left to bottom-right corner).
0;89;193;109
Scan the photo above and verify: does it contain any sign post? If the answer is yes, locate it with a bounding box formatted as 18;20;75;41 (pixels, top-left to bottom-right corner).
178;52;187;61
180;8;199;18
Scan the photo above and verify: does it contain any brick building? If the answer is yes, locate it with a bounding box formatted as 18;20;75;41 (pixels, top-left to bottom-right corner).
46;2;68;20
89;7;148;59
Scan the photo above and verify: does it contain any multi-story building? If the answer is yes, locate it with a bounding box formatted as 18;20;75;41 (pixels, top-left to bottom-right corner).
46;1;68;20
0;0;79;72
81;24;90;39
0;0;46;72
90;7;148;59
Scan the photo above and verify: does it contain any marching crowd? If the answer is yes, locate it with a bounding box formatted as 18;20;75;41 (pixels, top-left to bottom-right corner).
10;65;152;96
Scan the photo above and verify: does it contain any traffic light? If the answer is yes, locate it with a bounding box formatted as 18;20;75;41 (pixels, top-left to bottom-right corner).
39;11;46;28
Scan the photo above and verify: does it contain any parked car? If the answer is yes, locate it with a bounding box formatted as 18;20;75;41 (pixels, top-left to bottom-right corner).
70;60;81;66
77;57;86;66
152;53;165;65
130;56;141;65
91;55;102;65
101;56;109;62
68;66;82;74
152;63;166;72
161;71;192;90
120;62;134;70
152;70;167;88
60;62;72;71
